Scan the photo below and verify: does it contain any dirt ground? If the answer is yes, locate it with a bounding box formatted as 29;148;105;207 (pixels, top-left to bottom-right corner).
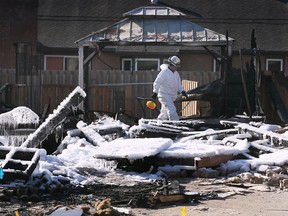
130;178;288;216
131;190;288;216
1;177;288;216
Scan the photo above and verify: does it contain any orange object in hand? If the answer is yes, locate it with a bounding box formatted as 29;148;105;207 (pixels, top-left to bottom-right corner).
146;100;156;109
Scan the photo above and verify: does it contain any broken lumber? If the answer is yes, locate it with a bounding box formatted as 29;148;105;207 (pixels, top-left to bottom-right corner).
180;128;238;142
0;146;40;183
250;140;278;153
21;86;86;148
140;118;231;130
76;121;106;146
139;118;205;129
148;194;187;205
236;123;288;146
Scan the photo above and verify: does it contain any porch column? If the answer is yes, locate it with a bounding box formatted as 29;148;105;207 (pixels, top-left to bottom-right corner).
78;46;84;110
78;46;84;89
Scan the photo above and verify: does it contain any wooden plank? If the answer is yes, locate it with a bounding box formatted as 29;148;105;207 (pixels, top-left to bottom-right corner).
148;194;186;204
182;80;198;116
156;155;234;168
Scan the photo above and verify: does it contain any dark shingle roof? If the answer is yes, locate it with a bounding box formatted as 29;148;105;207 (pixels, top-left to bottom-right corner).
38;0;288;51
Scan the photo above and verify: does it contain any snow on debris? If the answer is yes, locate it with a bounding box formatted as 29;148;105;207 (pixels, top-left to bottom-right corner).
159;139;250;159
0;106;39;126
37;135;160;186
20;86;86;148
2;104;288;190
236;123;288;145
93;138;173;160
254;149;288;166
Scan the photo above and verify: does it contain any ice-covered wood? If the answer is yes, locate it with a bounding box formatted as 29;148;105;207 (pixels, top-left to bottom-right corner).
236;123;288;146
21;87;86;148
0;146;40;183
76;121;106;146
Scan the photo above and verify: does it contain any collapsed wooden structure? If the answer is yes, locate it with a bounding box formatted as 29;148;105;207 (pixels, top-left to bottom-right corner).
0;86;86;183
1;85;288;190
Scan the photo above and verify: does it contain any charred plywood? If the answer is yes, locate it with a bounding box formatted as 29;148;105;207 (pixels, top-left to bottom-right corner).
112;154;234;175
129;120;238;139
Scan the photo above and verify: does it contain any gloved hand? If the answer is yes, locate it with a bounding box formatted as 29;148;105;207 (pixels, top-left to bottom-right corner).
182;91;188;99
151;92;157;100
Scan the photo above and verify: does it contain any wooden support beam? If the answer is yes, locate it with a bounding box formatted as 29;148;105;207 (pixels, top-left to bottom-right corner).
83;50;97;65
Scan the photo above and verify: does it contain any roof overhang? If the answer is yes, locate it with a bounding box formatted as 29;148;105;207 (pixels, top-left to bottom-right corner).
75;6;234;48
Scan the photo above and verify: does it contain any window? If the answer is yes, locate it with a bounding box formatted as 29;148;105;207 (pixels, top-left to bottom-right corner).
121;58;160;71
122;58;132;71
45;56;63;70
266;59;283;73
135;58;160;71
65;57;78;71
45;55;78;71
213;58;221;73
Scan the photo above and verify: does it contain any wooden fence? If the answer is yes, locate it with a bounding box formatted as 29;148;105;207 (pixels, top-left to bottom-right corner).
0;69;220;119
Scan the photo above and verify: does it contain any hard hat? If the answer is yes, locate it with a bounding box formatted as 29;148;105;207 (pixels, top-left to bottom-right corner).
146;100;156;109
168;56;181;67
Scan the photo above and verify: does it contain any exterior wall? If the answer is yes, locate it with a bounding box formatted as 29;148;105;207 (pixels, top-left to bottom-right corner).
91;52;215;72
92;53;121;70
1;0;287;121
0;0;38;69
180;53;214;71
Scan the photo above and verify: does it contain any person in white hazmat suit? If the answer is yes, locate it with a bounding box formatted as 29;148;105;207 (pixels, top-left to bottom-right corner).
151;56;188;121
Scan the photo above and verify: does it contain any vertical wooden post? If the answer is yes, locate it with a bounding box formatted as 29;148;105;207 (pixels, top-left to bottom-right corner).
78;46;84;111
83;46;89;120
222;30;233;116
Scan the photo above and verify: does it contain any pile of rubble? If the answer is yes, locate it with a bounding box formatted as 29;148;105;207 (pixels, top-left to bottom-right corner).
1;86;288;215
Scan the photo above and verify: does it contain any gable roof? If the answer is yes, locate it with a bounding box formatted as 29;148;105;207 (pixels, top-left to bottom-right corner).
38;0;288;52
75;6;234;47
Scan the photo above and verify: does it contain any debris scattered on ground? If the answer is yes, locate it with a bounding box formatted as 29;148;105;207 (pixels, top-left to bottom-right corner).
1;87;288;215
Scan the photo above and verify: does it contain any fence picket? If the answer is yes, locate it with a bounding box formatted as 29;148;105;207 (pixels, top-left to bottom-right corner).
0;69;219;119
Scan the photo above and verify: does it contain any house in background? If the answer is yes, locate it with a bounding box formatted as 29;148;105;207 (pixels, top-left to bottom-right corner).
0;0;287;122
37;0;288;74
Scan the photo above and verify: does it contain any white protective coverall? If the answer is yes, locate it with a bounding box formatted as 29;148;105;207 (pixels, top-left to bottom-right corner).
153;64;183;121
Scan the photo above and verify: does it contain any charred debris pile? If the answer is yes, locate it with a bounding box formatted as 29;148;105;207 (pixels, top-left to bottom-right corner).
1;86;288;214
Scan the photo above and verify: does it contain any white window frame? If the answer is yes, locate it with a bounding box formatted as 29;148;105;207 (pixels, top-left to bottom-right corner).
213;58;221;73
135;58;160;71
44;55;78;70
265;58;283;72
121;58;133;71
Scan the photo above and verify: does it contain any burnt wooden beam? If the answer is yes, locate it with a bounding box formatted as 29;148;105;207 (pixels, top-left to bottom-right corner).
236;123;288;147
21;87;86;148
180;128;238;141
139;119;205;129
